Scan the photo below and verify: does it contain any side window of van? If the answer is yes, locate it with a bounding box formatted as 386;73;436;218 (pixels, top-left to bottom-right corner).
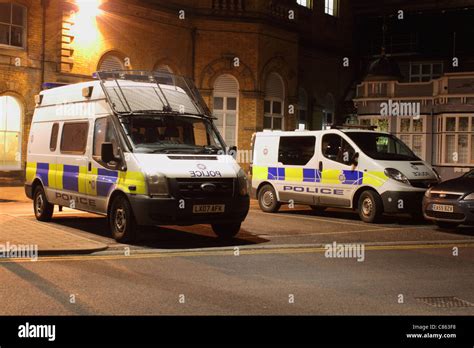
322;134;355;165
60;122;89;155
278;136;316;165
93;117;119;159
50;123;59;151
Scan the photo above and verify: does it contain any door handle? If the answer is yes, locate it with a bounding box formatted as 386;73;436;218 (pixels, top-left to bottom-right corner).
319;161;323;172
88;162;92;171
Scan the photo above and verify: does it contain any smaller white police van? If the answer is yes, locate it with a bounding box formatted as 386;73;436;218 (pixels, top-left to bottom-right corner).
251;127;440;223
25;71;249;242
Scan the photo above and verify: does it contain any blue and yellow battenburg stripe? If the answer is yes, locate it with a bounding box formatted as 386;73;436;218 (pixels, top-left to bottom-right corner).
26;162;146;196
253;166;387;187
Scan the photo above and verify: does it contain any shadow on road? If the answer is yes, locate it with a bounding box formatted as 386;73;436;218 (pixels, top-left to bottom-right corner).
51;216;268;250
280;208;430;225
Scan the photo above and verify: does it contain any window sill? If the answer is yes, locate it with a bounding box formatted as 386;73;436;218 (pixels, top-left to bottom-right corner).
0;44;26;51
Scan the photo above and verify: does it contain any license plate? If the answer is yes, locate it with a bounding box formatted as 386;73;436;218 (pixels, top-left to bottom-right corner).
432;204;454;213
192;204;225;214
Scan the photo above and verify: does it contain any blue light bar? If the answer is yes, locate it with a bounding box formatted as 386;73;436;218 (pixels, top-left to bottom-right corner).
42;82;69;90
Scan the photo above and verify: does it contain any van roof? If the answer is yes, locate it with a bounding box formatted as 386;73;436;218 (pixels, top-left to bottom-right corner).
256;129;390;136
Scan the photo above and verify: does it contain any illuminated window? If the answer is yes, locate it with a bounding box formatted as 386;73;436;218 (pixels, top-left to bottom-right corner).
297;0;313;9
440;115;474;165
324;0;339;16
0;2;26;48
397;117;426;159
98;54;125;71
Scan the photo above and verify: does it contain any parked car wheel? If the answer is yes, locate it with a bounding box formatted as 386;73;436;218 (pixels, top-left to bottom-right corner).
435;221;460;229
212;222;241;239
109;195;137;243
358;190;383;223
258;184;281;213
33;185;54;222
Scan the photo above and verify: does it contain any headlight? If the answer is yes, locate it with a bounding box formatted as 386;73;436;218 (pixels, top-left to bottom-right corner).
384;168;410;185
463;192;474;201
237;169;248;196
146;173;169;197
424;188;432;198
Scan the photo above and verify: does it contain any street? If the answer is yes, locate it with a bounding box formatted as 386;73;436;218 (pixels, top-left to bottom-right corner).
1;188;473;315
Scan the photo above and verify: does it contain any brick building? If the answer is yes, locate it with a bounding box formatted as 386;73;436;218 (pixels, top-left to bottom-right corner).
0;0;354;181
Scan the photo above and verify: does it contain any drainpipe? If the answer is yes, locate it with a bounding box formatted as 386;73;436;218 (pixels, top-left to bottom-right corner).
40;0;48;88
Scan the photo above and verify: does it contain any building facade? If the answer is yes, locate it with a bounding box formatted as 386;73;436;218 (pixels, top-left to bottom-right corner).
351;0;474;180
0;0;354;181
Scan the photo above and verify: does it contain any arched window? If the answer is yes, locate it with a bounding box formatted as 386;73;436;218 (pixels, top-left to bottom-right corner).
0;2;26;48
98;53;125;71
298;88;308;128
0;95;22;170
213;74;239;146
264;72;284;130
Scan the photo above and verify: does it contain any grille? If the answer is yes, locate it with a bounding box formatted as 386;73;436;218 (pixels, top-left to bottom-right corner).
410;179;439;189
175;178;234;199
431;193;462;200
426;211;465;220
415;296;474;308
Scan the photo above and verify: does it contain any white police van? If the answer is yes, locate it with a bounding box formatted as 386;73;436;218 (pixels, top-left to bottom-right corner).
251;127;440;223
25;71;249;242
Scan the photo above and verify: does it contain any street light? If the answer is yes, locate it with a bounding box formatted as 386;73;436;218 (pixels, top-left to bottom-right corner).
75;0;102;17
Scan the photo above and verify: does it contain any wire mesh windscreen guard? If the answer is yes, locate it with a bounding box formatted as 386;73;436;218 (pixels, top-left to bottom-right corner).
104;85;200;114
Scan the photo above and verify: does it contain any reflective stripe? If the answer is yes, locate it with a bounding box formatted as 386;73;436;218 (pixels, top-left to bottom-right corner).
37;163;49;187
117;171;147;194
55;164;64;190
97;168;118;197
285;167;303;182
25;162;37;184
253;166;388;187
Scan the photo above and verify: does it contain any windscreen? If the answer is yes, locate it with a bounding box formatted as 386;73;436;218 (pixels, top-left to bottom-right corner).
123;115;225;154
345;132;420;161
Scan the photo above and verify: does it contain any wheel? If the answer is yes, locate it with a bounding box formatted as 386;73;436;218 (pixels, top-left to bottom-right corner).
435;221;460;229
109;195;137;243
310;205;326;213
258;184;281;213
33;185;54;222
212;222;241;239
358;190;383;223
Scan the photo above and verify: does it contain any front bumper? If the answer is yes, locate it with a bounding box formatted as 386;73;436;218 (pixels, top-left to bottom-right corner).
128;194;250;226
423;197;474;224
381;190;425;213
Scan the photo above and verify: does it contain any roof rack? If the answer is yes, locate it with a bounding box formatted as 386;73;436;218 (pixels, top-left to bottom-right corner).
331;124;377;131
93;70;212;117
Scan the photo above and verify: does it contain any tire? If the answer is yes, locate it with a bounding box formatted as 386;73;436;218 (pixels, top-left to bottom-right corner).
435;221;460;229
212;222;241;239
258;184;281;213
310;205;326;214
33;185;54;222
109;195;137;243
358;190;383;223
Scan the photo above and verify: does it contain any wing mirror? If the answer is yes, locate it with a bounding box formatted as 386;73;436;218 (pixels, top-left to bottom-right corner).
101;142;119;163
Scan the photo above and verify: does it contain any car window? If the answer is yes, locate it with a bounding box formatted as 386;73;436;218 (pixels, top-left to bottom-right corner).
278;136;315;165
49;123;59;151
322;134;355;165
93;117;119;158
60;122;88;154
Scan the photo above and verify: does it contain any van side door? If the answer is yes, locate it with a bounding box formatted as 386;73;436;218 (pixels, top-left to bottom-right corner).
319;132;360;208
87;116;122;214
56;121;90;211
276;135;317;205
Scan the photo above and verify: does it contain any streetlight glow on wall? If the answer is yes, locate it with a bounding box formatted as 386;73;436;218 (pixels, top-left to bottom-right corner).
71;0;102;42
